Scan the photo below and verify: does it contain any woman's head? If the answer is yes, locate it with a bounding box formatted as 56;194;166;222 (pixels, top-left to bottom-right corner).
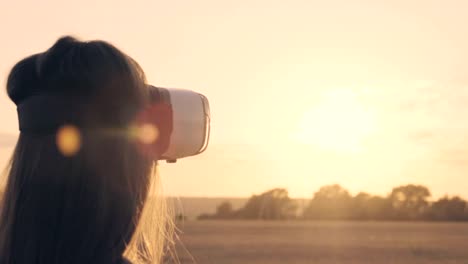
0;36;171;264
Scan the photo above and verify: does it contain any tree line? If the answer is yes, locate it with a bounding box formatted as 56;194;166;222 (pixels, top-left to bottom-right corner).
198;184;468;221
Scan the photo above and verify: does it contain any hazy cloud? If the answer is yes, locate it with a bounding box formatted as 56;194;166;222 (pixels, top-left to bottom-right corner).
408;131;435;142
435;148;468;167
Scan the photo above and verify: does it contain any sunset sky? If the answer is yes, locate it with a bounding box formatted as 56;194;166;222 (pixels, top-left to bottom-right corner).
1;0;468;199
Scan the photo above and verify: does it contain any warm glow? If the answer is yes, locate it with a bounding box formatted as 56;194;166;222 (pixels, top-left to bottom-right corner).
294;89;376;153
56;125;81;156
137;124;159;144
1;0;468;199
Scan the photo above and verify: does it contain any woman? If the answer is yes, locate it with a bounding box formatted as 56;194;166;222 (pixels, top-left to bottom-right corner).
0;36;174;264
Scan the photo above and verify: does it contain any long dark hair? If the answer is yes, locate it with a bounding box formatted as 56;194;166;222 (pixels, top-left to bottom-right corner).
0;36;172;264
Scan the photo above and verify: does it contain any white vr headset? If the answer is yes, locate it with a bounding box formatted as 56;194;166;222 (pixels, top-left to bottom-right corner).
148;86;210;162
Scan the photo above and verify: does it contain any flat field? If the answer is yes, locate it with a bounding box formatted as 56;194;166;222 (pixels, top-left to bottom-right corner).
172;220;468;264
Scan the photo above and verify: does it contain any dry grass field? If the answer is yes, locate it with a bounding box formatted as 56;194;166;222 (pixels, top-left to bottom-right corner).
172;220;468;264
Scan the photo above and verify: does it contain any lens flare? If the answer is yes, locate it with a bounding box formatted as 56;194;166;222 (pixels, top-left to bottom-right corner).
138;124;159;144
56;125;81;156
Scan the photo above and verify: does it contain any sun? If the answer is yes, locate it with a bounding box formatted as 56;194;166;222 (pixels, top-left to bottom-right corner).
294;88;376;153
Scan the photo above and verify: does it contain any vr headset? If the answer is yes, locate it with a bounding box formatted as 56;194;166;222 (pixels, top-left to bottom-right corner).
147;86;210;162
17;86;210;163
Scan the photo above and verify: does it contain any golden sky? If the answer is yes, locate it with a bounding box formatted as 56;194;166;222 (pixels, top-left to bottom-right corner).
1;0;468;199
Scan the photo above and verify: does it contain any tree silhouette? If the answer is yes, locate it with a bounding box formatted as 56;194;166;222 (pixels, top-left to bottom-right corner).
216;201;234;219
389;184;431;220
303;184;353;220
197;201;234;220
236;188;297;220
351;192;392;220
429;196;468;221
198;188;297;220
